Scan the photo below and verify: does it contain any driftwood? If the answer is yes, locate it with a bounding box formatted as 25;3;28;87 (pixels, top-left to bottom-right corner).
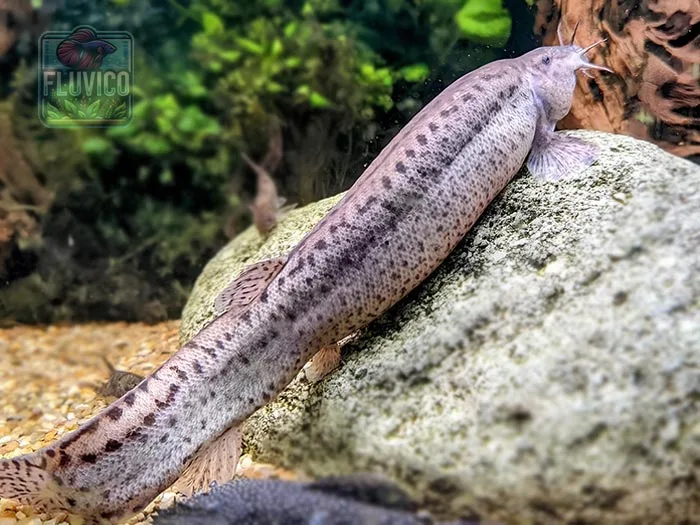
0;0;56;278
536;0;699;159
0;0;31;56
0;0;50;56
0;104;53;279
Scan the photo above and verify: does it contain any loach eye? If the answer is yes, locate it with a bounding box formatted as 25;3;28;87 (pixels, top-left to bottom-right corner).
542;56;551;65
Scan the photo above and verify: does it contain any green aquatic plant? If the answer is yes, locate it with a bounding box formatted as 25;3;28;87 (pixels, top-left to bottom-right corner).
97;0;517;205
1;0;527;323
455;0;512;46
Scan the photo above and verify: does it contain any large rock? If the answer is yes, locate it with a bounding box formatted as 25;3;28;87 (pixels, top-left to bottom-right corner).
181;131;700;524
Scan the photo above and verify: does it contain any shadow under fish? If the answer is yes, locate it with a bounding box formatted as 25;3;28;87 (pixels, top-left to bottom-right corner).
56;27;116;70
154;474;483;525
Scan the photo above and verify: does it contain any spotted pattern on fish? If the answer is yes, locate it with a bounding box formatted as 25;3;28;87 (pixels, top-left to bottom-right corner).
0;37;612;524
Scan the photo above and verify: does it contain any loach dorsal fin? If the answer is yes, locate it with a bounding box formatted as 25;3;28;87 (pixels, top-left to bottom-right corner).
213;256;287;317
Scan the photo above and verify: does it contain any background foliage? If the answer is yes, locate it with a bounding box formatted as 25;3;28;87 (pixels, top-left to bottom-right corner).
0;0;536;323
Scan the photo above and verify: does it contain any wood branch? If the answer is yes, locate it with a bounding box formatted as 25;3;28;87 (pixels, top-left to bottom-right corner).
0;103;52;279
0;0;50;56
536;0;700;159
0;107;53;213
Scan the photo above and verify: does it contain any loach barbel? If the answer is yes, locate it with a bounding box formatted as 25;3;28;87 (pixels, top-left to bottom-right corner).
0;25;612;524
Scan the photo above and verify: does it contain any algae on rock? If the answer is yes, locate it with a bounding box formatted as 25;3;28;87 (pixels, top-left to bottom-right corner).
182;131;700;524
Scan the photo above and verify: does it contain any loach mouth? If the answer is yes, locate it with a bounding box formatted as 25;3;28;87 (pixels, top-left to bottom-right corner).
557;19;614;77
578;39;614;75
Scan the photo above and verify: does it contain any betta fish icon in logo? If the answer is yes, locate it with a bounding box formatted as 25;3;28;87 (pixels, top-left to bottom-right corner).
38;26;133;127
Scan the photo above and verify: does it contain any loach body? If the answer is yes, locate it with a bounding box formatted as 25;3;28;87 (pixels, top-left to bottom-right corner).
96;358;145;399
244;116;290;236
0;32;611;524
243;151;285;236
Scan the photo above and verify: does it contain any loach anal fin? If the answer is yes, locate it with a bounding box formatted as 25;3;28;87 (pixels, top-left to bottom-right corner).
214;256;287;317
170;423;243;497
527;131;598;181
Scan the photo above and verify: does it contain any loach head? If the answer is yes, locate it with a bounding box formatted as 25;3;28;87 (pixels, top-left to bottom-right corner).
250;202;277;234
520;22;614;123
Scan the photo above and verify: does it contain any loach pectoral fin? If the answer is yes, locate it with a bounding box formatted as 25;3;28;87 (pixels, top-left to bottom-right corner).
170;424;243;497
278;202;298;217
214;256;287;317
527;131;598;181
303;343;341;384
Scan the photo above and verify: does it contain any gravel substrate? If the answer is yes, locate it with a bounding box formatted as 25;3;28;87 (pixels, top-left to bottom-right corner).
0;322;297;524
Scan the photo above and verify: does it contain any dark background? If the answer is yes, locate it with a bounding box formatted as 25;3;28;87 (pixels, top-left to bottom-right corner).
0;0;540;324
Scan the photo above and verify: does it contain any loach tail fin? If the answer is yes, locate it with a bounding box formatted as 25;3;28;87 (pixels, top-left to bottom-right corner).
0;451;69;513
